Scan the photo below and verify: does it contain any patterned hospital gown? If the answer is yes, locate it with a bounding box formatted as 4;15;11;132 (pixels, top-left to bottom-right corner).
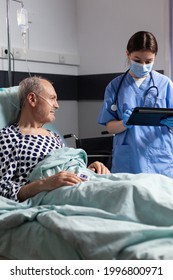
0;123;64;201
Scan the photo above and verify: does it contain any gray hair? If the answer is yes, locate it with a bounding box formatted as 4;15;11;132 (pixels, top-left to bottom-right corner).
18;76;46;108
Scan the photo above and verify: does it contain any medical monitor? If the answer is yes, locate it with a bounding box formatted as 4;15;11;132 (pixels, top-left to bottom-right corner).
126;107;173;126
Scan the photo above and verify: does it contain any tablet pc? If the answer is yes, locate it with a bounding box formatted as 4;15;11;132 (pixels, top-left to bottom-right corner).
126;107;173;126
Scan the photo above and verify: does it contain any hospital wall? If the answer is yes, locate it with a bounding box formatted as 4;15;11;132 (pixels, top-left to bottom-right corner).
77;0;170;138
0;0;170;140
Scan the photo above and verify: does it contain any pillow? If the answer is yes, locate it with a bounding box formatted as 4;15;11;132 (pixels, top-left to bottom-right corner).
0;86;20;129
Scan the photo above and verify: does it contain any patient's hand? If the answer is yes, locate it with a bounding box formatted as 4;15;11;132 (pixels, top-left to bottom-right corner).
18;171;83;202
87;161;110;174
45;171;83;190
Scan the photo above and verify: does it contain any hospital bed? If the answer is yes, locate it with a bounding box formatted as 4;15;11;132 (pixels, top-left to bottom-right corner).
1;86;173;260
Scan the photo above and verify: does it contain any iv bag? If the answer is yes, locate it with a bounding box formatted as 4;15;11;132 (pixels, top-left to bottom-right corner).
17;7;28;36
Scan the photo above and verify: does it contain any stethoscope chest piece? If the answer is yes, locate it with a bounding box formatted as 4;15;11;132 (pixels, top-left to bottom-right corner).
111;104;117;111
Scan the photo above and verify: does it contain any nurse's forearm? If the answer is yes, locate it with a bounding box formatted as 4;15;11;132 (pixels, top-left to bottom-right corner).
106;120;127;134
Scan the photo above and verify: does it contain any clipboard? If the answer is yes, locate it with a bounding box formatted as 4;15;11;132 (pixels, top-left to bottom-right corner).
126;107;173;126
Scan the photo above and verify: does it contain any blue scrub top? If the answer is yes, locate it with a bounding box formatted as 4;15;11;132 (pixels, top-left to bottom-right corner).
98;70;173;178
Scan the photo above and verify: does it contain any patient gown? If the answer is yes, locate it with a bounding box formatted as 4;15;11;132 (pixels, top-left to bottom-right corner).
0;123;64;201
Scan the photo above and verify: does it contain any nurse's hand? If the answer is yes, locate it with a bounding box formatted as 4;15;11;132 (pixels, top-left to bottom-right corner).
160;117;173;128
122;109;133;128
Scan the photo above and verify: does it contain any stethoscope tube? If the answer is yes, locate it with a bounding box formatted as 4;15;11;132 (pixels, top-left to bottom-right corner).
111;70;158;111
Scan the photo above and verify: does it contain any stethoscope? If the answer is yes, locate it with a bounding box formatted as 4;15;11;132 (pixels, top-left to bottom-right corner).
111;70;159;111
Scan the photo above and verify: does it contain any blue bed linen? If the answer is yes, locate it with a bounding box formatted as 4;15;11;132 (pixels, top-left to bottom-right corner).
1;147;173;259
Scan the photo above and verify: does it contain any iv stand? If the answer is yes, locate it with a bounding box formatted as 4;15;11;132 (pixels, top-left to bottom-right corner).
6;0;12;86
6;0;24;87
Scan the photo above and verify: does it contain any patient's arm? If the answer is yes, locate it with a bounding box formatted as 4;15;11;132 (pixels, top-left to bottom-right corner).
17;171;82;202
18;162;110;201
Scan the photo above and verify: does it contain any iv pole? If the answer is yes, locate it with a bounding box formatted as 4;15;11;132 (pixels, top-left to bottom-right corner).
6;0;12;86
6;0;24;87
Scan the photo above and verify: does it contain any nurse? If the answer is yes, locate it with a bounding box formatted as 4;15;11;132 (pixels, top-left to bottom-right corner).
98;31;173;178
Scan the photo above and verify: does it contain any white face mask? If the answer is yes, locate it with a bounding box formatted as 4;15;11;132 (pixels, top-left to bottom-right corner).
130;60;154;78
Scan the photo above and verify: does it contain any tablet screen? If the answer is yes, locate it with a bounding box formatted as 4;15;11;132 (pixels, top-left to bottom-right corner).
126;107;173;126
